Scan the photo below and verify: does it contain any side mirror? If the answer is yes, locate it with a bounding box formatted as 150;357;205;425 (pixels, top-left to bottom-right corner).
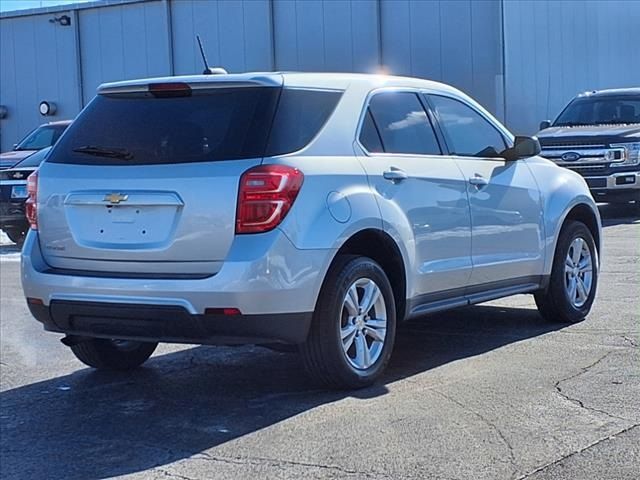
502;136;541;161
12;143;18;150
539;120;551;131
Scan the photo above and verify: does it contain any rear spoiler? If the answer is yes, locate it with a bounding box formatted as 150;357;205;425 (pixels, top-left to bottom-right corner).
98;74;283;95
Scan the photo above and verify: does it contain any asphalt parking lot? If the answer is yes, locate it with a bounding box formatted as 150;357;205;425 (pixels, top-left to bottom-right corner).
0;203;638;480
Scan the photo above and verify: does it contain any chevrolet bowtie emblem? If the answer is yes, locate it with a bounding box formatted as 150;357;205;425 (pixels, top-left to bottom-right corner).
104;193;129;204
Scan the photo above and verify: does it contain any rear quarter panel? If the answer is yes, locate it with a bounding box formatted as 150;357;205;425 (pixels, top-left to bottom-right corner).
273;155;383;250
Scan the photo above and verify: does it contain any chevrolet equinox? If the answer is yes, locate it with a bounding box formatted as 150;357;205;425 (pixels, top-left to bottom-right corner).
22;73;601;389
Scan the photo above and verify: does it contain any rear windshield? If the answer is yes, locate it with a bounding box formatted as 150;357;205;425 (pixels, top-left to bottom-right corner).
554;95;640;126
48;86;342;165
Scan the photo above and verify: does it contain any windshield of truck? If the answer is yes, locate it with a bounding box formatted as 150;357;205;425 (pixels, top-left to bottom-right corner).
554;95;640;126
15;124;68;151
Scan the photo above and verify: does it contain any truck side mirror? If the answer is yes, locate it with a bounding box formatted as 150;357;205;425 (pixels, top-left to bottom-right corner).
539;120;551;131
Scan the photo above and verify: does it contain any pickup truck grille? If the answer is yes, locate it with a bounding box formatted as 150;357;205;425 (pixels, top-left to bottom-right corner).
540;143;624;166
564;164;607;175
541;139;607;147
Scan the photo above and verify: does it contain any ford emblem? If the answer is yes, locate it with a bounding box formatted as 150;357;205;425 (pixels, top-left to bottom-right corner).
561;152;581;162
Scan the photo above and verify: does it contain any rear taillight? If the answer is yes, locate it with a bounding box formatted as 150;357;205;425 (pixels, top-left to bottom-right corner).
236;165;303;234
25;170;38;230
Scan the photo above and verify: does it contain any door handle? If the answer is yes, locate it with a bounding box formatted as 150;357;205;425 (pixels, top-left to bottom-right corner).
383;167;408;183
468;175;488;187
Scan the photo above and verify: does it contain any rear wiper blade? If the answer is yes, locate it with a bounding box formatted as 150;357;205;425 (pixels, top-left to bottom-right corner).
72;145;134;160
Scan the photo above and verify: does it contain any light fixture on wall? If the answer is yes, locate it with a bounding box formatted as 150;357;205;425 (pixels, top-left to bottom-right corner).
49;15;71;26
39;101;57;116
0;106;7;119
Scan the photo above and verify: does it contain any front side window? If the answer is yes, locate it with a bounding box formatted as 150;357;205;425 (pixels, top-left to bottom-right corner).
429;95;507;158
366;92;441;155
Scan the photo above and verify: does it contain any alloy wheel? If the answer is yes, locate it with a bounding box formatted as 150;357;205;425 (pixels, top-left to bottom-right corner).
339;278;387;370
564;237;594;308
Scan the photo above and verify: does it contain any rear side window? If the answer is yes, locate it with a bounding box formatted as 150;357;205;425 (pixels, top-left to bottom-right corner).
366;92;441;155
359;110;384;153
428;95;507;157
266;89;342;156
48;87;341;165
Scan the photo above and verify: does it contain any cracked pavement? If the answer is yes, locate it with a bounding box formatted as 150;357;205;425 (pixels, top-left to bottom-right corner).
1;203;638;480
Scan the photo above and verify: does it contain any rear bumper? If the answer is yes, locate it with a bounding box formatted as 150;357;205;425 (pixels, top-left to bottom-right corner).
29;300;312;344
22;229;335;344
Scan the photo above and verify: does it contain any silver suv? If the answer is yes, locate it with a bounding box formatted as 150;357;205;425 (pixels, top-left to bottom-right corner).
22;73;601;389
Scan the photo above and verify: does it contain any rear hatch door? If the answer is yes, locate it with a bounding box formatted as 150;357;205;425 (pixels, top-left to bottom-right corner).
37;79;282;275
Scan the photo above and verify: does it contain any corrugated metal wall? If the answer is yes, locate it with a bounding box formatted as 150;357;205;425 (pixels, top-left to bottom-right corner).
503;0;640;134
171;0;273;75
272;0;379;73
380;0;503;124
1;0;639;151
78;1;172;104
0;10;81;151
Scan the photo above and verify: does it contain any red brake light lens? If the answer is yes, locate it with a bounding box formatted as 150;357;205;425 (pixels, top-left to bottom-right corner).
236;165;303;234
148;83;192;98
25;170;38;230
204;307;241;316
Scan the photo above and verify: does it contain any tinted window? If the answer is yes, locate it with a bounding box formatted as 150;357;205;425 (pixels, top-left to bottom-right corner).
266;89;342;155
48;87;341;165
368;92;441;155
49;88;280;165
359;110;384;153
554;96;640;126
429;95;506;157
15;125;66;151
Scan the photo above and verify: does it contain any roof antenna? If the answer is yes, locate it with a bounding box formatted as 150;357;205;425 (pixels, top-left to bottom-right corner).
196;35;227;75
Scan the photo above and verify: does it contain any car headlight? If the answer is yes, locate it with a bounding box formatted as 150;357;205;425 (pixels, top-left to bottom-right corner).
610;142;640;167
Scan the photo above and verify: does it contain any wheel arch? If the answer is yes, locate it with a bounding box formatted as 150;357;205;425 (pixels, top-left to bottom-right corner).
326;228;408;322
562;203;602;255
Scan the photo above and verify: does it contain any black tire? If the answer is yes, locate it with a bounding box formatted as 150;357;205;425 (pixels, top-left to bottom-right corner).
70;338;158;371
4;227;26;246
535;220;598;323
301;255;396;389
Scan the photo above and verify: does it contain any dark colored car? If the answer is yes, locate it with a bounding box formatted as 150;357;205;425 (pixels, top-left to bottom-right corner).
0;120;71;170
0;147;51;244
537;88;640;204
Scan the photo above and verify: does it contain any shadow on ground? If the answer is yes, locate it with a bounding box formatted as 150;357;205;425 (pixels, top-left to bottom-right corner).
1;304;564;479
598;202;639;227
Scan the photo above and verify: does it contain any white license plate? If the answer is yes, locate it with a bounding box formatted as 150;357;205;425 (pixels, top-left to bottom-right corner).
11;185;27;199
